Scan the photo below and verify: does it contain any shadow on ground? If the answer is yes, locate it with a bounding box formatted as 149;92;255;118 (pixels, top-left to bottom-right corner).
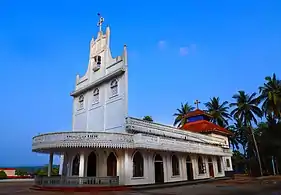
1;175;281;195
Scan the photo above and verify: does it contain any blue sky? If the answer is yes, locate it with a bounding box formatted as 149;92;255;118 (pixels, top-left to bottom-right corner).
0;0;280;166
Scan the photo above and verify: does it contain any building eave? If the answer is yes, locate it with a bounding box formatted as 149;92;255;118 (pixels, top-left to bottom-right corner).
70;65;125;97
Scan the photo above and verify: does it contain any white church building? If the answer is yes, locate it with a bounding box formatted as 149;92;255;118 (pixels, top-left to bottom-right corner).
32;16;233;187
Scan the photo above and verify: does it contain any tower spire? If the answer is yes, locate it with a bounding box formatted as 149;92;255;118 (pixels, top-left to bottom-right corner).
97;13;104;32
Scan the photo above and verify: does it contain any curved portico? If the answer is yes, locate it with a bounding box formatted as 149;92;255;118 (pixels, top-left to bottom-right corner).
32;131;133;184
32;123;233;187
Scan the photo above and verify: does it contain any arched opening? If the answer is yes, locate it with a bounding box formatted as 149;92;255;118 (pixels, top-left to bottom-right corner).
154;154;164;183
107;152;117;176
172;155;180;176
186;155;193;180
72;154;80;176
217;156;222;173
78;95;84;109
110;79;118;97
93;88;99;104
208;157;214;177
133;151;144;177
198;156;206;174
87;152;97;177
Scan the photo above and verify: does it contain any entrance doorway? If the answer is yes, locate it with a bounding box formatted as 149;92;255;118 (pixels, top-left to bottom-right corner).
208;157;214;177
72;154;80;176
186;155;193;180
87;152;97;176
154;154;164;183
107;152;117;176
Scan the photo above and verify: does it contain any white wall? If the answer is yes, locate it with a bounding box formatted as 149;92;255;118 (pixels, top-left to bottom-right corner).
209;133;229;148
62;148;228;186
223;156;233;171
71;27;128;133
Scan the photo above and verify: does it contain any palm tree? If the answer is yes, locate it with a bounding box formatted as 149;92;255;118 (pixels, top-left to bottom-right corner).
204;97;231;127
259;73;281;119
233;119;249;155
173;102;195;127
226;125;240;151
143;116;153;122
230;90;263;176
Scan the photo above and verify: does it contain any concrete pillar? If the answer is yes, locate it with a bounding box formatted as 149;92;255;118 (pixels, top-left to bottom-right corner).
123;150;130;185
230;157;234;171
48;152;54;177
59;154;64;175
79;152;85;177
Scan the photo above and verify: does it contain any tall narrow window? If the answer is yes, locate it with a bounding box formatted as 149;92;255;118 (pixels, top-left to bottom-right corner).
78;95;84;109
96;56;101;68
133;151;144;177
92;55;101;71
226;159;230;168
198;156;206;174
217;157;222;173
93;88;99;104
110;79;118;97
172;155;180;176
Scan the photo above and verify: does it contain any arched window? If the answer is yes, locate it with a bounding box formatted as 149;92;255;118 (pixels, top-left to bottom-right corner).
155;154;163;162
133;151;144;177
110;79;118;97
78;95;84;109
186;155;191;162
217;157;222;173
107;152;117;176
198;156;206;174
93;88;99;104
172;155;180;176
72;154;80;176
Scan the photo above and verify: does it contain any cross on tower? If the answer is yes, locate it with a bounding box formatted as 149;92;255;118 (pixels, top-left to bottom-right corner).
194;100;201;109
97;13;104;32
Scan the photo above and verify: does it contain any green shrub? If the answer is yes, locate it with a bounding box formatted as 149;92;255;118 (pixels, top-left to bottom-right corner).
15;169;28;176
0;170;7;179
35;169;47;176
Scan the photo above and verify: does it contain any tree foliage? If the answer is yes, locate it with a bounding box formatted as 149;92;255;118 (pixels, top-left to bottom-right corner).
172;73;281;176
173;102;194;127
15;169;28;176
0;171;7;179
34;166;59;176
143;116;153;122
259;73;281;119
204;97;231;127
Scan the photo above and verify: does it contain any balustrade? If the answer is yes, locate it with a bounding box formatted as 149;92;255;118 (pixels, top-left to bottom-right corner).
34;176;119;187
32;132;134;152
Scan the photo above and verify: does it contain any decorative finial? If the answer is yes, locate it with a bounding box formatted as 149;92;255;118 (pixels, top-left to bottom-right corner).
194;100;201;109
97;13;104;32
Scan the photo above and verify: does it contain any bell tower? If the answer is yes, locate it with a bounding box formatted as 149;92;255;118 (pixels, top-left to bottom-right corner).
70;14;128;133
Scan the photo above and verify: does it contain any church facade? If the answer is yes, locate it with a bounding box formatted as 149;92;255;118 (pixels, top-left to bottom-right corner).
32;17;233;186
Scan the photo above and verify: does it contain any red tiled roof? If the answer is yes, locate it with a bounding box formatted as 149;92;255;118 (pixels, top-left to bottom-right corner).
0;168;16;170
184;109;212;118
180;120;232;136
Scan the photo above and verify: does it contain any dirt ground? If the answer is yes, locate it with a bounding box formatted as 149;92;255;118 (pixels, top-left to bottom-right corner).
1;176;281;195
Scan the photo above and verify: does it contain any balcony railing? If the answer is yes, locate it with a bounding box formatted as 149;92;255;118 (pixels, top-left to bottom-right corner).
32;131;134;152
34;176;119;187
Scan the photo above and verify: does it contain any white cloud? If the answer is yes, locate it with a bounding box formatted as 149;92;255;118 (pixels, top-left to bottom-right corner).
179;47;189;56
158;40;167;49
